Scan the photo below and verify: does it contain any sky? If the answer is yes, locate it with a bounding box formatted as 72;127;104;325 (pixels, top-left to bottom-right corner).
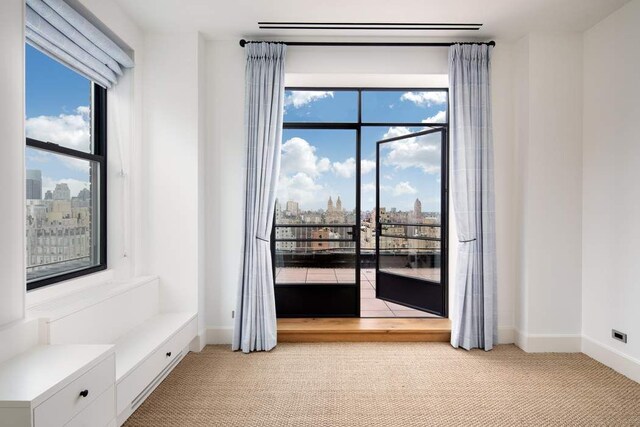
25;44;93;198
282;89;447;213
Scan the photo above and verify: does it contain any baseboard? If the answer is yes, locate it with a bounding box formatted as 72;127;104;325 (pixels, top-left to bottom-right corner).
514;329;582;352
189;333;207;352
582;335;640;383
206;326;233;345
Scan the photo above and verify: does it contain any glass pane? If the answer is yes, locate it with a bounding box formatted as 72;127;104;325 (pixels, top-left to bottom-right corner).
277;129;357;225
284;90;358;122
379;237;441;282
378;129;443;225
362;90;448;124
275;128;357;284
25;147;100;282
25;44;93;153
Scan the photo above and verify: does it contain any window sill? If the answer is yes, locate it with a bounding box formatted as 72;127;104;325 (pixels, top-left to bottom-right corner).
26;269;115;310
27;275;158;323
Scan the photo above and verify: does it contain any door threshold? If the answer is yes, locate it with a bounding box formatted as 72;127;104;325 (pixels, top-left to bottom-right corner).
278;317;451;342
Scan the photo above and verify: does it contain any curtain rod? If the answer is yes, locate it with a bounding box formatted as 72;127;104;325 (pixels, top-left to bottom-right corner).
238;39;495;48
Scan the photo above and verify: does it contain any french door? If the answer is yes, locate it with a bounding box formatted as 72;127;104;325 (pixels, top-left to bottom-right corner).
375;127;448;317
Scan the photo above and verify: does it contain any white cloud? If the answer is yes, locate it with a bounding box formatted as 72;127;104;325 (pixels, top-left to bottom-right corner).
361;159;376;175
362;182;376;192
285;91;334;109
422;110;447;123
277;172;324;207
42;176;90;198
381;127;441;174
332;157;356;178
25;106;91;152
278;137;332;208
281;137;330;178
400;91;447;107
393;181;417;196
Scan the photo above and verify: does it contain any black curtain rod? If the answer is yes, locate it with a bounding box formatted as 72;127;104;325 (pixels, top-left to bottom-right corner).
239;39;495;48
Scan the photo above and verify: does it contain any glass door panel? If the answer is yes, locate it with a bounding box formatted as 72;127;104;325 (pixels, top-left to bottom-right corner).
375;127;447;316
273;128;359;316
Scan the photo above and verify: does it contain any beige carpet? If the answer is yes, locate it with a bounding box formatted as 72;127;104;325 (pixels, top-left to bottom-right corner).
125;343;640;426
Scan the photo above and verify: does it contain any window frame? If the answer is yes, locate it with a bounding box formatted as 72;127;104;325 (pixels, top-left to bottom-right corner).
26;83;108;291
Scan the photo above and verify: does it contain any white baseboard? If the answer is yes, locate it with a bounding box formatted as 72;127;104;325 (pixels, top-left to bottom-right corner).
206;327;233;345
514;329;582;352
582;335;640;383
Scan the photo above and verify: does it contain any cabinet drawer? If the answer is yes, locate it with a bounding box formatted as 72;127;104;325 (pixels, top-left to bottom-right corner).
116;318;196;414
65;386;115;427
35;355;115;427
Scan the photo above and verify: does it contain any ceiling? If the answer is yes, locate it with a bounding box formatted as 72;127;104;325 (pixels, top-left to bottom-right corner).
113;0;629;42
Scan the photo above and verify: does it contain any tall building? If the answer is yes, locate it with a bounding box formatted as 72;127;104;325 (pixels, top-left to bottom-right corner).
327;196;334;212
413;198;422;219
336;196;342;212
53;183;71;200
285;200;299;216
44;190;53;200
26;169;42;200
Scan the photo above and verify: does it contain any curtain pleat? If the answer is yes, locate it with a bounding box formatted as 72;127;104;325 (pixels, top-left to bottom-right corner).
449;44;498;351
25;0;134;88
233;43;287;353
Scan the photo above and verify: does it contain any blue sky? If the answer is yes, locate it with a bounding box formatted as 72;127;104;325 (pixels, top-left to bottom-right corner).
25;44;92;198
282;89;447;213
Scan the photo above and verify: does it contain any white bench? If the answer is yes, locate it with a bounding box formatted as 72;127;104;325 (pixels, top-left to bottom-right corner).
29;276;197;426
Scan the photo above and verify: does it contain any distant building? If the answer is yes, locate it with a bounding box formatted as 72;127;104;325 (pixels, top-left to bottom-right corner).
26;169;42;200
44;190;53;200
77;188;91;201
326;196;345;224
285;200;299;216
413;198;422;220
53;183;71;200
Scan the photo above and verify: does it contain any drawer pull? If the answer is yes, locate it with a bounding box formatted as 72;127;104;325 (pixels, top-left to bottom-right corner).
79;389;89;398
166;351;172;357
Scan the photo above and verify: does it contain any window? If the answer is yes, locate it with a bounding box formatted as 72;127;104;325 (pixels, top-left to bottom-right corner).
273;87;448;317
25;44;107;290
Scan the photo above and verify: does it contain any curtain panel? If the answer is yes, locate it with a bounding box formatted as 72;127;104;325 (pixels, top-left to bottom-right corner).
26;0;134;88
448;44;498;351
233;42;287;353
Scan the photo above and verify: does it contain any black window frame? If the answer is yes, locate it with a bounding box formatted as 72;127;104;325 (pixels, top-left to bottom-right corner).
26;83;108;291
273;87;448;317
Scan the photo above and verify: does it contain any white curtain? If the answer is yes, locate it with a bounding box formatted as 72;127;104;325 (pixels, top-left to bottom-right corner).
449;44;497;351
233;42;287;353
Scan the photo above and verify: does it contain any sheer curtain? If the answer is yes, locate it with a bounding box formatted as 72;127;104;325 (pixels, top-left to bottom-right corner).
448;44;497;351
233;42;287;353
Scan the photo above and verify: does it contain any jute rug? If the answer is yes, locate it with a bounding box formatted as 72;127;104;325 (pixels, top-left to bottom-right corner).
125;343;640;426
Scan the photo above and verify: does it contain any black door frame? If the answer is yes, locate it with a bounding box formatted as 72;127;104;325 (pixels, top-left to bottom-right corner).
274;87;449;318
375;127;448;317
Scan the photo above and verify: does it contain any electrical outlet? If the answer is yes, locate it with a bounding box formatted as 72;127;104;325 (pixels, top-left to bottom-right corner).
612;329;627;343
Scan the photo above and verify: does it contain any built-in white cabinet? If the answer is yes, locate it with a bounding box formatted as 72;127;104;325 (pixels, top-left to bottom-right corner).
0;345;115;427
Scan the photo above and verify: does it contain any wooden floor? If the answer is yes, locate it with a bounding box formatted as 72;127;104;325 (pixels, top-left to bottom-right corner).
278;318;451;342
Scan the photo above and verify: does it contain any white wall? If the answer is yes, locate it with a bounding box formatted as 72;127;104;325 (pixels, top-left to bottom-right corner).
513;33;584;351
0;0;25;327
142;33;206;335
204;41;519;343
582;0;640;382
